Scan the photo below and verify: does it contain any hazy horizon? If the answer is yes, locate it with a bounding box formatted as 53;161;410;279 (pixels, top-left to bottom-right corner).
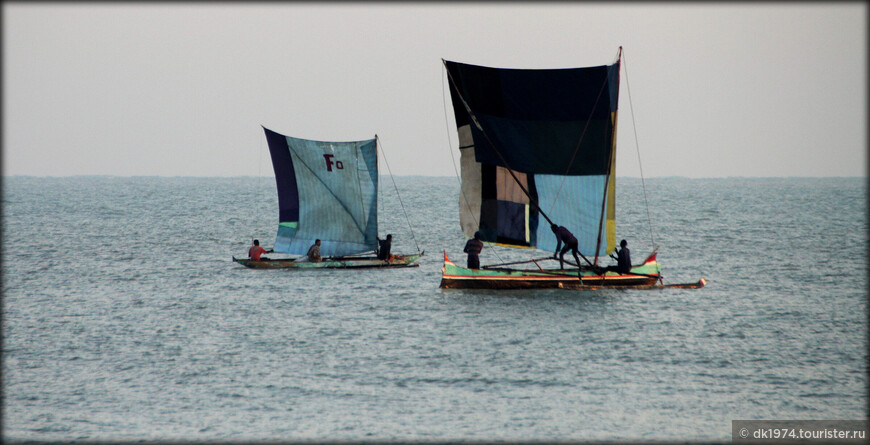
4;3;866;178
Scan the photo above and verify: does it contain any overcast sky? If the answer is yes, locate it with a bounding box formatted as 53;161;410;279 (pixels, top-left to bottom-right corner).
3;2;866;178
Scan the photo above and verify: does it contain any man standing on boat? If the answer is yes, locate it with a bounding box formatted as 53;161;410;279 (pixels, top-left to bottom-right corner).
464;231;484;269
248;239;272;261
551;224;581;270
377;234;392;262
306;239;322;262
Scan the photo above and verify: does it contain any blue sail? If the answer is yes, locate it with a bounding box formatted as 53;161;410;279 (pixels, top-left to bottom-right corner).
263;127;378;257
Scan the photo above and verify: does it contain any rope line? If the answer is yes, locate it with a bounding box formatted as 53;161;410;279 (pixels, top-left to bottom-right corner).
442;60;553;227
549;59;615;211
536;50;619;265
255;128;265;245
441;64;505;264
622;50;657;251
376;135;420;253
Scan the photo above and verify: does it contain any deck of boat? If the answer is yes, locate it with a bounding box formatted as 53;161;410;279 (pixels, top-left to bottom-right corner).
438;251;705;290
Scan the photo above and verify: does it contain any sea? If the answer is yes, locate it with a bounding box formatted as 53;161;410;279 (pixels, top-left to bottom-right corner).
2;175;867;442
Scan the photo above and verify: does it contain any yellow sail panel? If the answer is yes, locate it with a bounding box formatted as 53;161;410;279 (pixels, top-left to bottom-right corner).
605;109;618;254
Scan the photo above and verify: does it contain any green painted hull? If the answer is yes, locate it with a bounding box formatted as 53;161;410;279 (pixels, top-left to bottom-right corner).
440;252;664;289
234;253;423;269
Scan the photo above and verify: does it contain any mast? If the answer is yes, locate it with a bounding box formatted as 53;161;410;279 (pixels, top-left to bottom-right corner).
593;46;622;265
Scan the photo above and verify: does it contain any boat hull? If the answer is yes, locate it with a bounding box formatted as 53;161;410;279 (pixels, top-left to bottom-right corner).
440;252;663;289
234;253;423;269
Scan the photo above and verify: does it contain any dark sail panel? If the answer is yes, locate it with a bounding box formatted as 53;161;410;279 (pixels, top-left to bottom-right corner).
445;60;619;176
264;127;300;226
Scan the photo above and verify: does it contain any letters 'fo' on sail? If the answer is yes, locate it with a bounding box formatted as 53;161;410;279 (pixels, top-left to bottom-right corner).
445;58;620;256
263;127;378;257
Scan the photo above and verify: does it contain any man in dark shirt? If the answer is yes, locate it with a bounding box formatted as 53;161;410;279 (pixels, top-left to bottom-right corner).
377;234;392;261
463;231;484;269
551;224;581;270
608;239;632;274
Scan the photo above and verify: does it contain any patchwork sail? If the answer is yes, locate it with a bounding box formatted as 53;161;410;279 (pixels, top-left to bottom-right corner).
445;58;620;256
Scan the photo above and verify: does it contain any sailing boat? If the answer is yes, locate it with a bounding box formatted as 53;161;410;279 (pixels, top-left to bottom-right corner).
439;48;704;289
233;127;423;269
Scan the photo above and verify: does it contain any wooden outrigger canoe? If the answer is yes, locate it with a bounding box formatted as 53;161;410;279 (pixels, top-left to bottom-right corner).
236;128;424;271
440;251;704;290
233;252;423;269
438;51;706;292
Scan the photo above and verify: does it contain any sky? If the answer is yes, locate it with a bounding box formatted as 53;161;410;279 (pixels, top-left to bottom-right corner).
3;2;866;178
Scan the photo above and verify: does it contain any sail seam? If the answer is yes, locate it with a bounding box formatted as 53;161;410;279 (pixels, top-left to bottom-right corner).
353;143;369;245
443;62;549;225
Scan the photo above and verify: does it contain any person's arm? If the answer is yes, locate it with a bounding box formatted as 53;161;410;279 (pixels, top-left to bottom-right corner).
554;238;562;257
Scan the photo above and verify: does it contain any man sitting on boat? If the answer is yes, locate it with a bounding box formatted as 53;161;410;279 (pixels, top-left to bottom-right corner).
606;239;632;274
463;231;484;269
377;234;392;262
248;239;273;261
551;224;581;270
306;239;322;262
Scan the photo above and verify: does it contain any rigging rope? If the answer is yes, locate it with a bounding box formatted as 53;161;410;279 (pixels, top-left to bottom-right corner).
377;142;383;251
375;135;421;253
536;49;619;266
440;63;505;264
442;60;554;227
254;129;265;245
622;51;657;251
549;59;614;209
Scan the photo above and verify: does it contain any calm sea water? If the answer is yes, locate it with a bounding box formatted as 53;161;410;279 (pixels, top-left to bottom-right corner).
2;176;867;441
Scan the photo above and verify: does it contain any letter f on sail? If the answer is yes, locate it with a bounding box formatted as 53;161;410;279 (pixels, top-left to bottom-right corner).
323;154;344;172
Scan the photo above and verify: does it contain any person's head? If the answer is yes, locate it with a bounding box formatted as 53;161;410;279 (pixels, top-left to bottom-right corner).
550;223;558;233
620;239;627;248
253;239;260;246
315;239;321;245
474;231;481;240
386;234;392;240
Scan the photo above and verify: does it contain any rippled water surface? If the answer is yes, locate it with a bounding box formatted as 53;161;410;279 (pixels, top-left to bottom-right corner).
2;176;866;441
